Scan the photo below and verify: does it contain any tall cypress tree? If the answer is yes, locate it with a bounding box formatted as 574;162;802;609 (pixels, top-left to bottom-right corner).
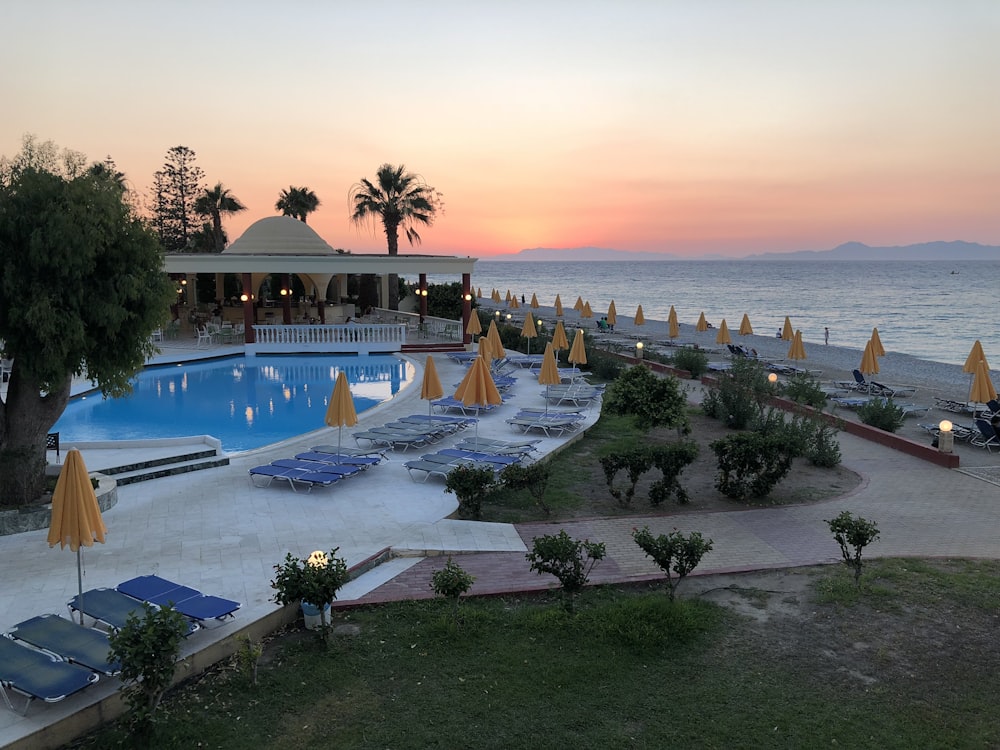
151;146;205;252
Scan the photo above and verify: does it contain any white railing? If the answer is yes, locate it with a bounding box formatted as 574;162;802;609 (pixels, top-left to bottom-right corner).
247;324;407;355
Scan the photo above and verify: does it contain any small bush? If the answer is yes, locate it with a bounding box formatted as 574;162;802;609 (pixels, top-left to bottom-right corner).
632;526;714;600
711;432;794;502
444;464;498;519
431;557;476;623
271;549;350;639
808;422;843;467
526;530;606;613
589;348;625;380
701;358;775;429
234;634;263;687
647;442;699;506
826;511;880;587
782;373;828;408
857;398;905;433
499;461;551;515
602;364;689;432
671;348;709;378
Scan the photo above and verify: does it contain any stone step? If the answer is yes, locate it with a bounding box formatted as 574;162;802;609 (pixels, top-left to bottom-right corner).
111;456;231;485
99;449;220;476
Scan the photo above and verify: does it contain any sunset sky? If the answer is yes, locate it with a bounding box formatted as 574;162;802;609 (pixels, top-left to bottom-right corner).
3;1;998;258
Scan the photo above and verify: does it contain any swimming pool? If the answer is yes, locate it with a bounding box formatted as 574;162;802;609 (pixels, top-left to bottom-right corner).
52;354;414;452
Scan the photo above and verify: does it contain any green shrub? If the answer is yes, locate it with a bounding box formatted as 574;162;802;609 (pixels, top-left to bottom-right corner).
782;372;828;408
671;347;709;378
602;364;689;432
431;557;476;622
109;602;189;739
857;398;905;432
444;464;499;519
271;549;351;639
808;422;842;467
632;526;714;601
710;432;794;502
701;358;776;429
600;449;652;507
526;530;606;613
589;348;625;380
499;461;552;515
234;634;263;687
826;511;880;587
647;442;699;505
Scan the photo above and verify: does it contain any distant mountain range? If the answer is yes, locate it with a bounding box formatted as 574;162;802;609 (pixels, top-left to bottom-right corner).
492;241;1000;262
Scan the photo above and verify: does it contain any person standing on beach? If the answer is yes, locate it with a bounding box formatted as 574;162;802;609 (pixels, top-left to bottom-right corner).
824;327;829;345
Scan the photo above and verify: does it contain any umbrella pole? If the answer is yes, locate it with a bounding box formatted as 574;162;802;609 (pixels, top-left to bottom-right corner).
337;425;343;463
77;547;84;625
545;384;550;414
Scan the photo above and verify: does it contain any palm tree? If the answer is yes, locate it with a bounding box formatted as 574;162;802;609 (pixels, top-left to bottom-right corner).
349;164;441;310
194;182;247;253
275;186;320;223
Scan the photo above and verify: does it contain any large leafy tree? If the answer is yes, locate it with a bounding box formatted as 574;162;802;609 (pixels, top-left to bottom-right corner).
0;138;173;507
349;164;442;310
194;182;246;253
150;146;205;252
275;186;320;223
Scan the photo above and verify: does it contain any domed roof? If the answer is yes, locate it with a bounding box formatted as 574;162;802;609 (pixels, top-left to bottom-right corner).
223;216;338;256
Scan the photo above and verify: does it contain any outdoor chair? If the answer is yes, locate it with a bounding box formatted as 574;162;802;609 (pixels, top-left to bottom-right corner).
8;614;121;677
116;575;241;625
0;636;98;715
971;419;1000;453
271;458;365;479
68;588;200;636
248;463;345;491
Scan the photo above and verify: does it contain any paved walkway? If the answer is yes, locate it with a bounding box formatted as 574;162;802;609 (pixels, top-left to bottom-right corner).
1;346;999;748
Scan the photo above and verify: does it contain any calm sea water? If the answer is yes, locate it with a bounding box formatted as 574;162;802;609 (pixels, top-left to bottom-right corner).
418;260;996;367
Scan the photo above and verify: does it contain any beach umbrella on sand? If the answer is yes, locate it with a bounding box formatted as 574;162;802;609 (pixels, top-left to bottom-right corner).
739;314;753;336
870;328;886;357
325;370;359;455
510;296;520;310
634;305;645;326
607;301;617;327
420;355;445;415
521;312;538;354
715;319;732;345
695;312;708;332
492;289;501;303
552;320;570;351
505;289;512;304
486;319;504;360
787;329;807;361
969;359;997;406
476;287;482;299
963;340;990;373
668;306;680;339
538;342;561;413
859;340;880;376
454;354;503;446
573;296;584;312
568;328;588;366
782;316;794;341
581;301;593;319
466;311;482;339
530;293;540;309
554;294;564;317
48;448;107;625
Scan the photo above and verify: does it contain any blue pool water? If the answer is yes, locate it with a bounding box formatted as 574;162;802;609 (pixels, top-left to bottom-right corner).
52;354;414;452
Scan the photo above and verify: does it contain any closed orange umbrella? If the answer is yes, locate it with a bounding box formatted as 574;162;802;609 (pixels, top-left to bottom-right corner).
505;289;512;303
607;300;617;327
486;319;504;360
964;340;989;373
634;305;645;326
739;313;753;336
538;342;561;413
715;319;732;345
476;287;482;299
492;289;501;303
870;327;886;357
421;355;444;414
695;312;708;332
521;312;538;354
552;320;570;351
668;306;679;339
325;370;359;454
782;316;794;341
859;340;880;376
454;355;503;408
48;448;107;624
466;312;482;337
969;359;997;405
581;301;593;319
510;296;520;310
554;294;564;317
568;328;588;366
477;335;495;362
787;329;807;361
530;293;539;309
573;296;584;312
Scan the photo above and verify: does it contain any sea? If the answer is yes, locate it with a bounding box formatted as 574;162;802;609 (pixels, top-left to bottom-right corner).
412;260;998;367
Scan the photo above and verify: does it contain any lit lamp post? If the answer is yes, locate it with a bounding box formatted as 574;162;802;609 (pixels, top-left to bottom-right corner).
937;420;954;453
768;373;778;384
635;341;643;360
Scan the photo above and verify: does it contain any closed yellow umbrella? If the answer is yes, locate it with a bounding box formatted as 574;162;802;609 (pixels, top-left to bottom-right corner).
607;300;617;327
568;328;588;366
969;359;997;405
476;287;482;299
573;295;584;311
521;312;538;354
787;329;807;361
782;316;794;341
505;289;512;303
420;355;445;415
715;319;732;345
454;354;503;444
538;342;561;412
634;304;645;326
510;296;520;310
870;327;886;357
739;313;753;336
859;340;880;376
486;319;504;360
552;320;570;351
325;370;359;455
581;301;593;319
466;312;482;338
48;448;107;624
695;312;708;332
554;294;564;317
530;293;540;309
492;289;501;303
964;340;989;373
477;335;495;362
668;306;679;339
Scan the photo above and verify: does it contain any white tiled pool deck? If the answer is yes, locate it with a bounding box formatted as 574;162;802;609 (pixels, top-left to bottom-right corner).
0;344;597;746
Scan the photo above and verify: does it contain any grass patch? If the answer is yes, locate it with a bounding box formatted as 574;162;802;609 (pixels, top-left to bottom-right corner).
76;560;1000;749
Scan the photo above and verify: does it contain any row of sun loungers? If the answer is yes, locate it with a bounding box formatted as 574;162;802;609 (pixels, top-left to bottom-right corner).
831;396;929;418
919;419;1000;451
404;447;524;483
1;575;240;715
834;370;915;398
933;398;1000;417
506;408;587;437
249;445;389;490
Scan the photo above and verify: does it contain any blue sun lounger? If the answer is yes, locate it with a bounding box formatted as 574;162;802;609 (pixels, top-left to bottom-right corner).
117;575;241;625
272;458;365;478
0;636;99;715
293;451;382;469
8;614;121;677
249;464;344;491
68;588;200;636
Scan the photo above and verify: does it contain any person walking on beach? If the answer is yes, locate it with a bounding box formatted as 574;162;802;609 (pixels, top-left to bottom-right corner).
824;327;829;345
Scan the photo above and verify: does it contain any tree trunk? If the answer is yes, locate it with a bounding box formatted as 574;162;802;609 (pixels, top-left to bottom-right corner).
386;223;400;311
0;367;72;507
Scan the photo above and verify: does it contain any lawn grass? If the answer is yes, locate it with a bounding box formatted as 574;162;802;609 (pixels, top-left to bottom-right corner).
77;560;1000;749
